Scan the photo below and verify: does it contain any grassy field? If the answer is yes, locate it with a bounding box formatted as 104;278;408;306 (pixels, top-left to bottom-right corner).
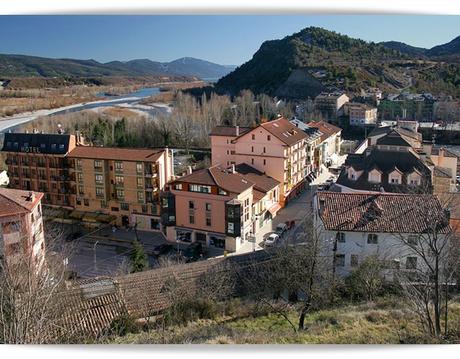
105;296;460;344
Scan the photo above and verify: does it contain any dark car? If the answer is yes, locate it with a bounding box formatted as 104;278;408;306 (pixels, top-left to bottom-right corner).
183;242;205;262
153;243;176;257
65;231;82;242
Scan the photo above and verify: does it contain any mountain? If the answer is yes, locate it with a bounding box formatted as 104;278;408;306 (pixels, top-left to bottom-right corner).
0;54;235;80
216;27;460;99
379;41;427;57
427;35;460;57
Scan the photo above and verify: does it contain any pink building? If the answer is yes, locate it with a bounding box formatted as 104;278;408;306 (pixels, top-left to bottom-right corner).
0;188;45;268
162;164;280;252
210;117;309;206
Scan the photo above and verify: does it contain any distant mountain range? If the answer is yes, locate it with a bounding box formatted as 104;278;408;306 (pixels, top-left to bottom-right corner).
0;54;236;80
215;27;460;99
380;35;460;59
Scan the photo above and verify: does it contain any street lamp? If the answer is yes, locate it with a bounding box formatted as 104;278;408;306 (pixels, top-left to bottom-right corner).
93;240;99;271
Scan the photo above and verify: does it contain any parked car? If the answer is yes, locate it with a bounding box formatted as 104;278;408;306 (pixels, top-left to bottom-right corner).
264;233;280;247
65;231;82;242
275;223;288;236
153;243;176;257
183;242;205;262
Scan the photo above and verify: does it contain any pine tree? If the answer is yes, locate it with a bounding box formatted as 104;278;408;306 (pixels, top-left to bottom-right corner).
130;240;148;273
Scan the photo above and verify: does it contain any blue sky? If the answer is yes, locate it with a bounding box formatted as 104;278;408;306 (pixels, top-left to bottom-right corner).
0;15;459;65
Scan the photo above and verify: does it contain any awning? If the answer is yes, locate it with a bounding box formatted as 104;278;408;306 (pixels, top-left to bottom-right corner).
268;203;281;216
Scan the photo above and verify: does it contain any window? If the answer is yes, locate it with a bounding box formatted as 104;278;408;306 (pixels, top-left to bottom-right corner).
174;183;183;190
136;163;143;174
95;174;103;184
408;235;418;245
227;222;234;234
77;173;84;183
336;254;345;267
263;159;266;165
367;234;378;244
116;189;125;199
351;254;359;267
76;159;82;169
251;146;254;153
337;232;346;243
189;215;195;224
406;257;417;270
121;203;129;211
96;187;104;198
115;175;124;185
252;134;255;140
137;192;144;202
84;199;89;206
206;217;212;226
189;201;195;209
263;147;266;153
218;188;228;196
78;186;84;195
115;161;123;172
190;184;211;193
94;160;102;169
137;177;143;188
101;200;108;208
267;135;271;141
205;203;212;211
251;158;254;165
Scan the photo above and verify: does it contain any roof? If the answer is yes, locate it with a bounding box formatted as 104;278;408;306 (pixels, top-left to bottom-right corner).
345;102;377;110
68;146;164;162
2;132;72;155
376;130;413;147
259;117;308;146
431;147;459;159
317;192;450;234
308;120;342;142
234;163;279;193
0;188;43;217
315;92;348;100
434;166;452;179
336;148;432;193
173;166;254;195
209;126;251;137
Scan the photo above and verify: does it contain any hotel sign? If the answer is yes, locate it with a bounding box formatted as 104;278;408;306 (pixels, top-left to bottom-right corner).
20;146;41;153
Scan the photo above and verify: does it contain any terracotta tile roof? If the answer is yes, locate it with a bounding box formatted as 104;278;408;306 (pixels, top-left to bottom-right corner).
234;163;279;193
173;166;254;195
69;146;164;162
259;117;308;146
317;192;450;234
0;188;43;217
308;120;342;142
209;126;251;137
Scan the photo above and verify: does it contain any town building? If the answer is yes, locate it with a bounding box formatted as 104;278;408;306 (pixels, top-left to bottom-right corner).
0;188;45;268
307;121;343;168
162;164;280;252
1;132;80;207
379;92;435;122
338;123;457;194
210;117;308;206
68;146;173;230
314;92;349;119
314;191;450;277
344;102;378;126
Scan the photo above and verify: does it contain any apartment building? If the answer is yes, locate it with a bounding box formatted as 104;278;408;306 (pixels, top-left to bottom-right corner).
68;146;173;230
314;191;450;278
162;164;280;252
314;92;349;119
344;102;378;126
210;117;308;206
308;121;343;168
2;132;79;207
0;188;45;268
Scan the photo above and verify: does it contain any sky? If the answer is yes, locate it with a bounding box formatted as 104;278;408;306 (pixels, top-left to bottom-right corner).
0;15;459;65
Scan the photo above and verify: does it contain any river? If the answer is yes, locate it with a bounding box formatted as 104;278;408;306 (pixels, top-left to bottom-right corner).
0;87;162;134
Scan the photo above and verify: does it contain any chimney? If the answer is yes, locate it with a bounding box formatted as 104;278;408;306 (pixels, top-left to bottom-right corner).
26;192;35;202
236;125;239;136
187;166;193;175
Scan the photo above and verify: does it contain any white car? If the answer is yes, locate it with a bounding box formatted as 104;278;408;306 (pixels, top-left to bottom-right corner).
265;233;280;247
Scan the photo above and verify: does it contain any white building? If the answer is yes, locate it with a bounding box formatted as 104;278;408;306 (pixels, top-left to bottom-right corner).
344;103;378;126
313;191;450;278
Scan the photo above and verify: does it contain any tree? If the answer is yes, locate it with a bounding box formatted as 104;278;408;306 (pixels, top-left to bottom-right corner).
346;256;384;301
130;240;148;273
